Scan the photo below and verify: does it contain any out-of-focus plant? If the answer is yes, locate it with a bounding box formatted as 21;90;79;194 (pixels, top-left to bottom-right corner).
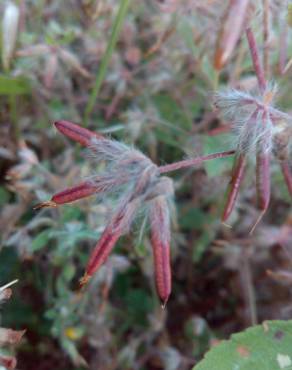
214;27;292;231
0;0;292;369
0;280;24;370
2;2;19;71
193;320;292;370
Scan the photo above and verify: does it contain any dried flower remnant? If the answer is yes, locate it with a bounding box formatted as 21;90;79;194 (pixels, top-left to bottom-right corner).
214;27;292;229
0;280;24;370
36;120;235;304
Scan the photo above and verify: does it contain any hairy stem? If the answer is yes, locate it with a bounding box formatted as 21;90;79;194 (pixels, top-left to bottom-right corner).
262;0;270;79
222;153;246;223
246;27;267;91
158;150;235;174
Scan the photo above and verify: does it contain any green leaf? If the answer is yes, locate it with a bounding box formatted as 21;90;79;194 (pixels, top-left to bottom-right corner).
179;207;207;231
0;74;31;95
31;230;51;252
153;93;192;130
193;320;292;370
203;134;233;178
0;186;10;206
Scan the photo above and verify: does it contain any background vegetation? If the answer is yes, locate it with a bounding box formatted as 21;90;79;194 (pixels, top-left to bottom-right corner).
0;0;291;369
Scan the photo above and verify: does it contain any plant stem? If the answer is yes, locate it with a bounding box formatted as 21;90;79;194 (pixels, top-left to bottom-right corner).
84;0;131;125
241;247;258;325
246;27;267;92
158;150;235;174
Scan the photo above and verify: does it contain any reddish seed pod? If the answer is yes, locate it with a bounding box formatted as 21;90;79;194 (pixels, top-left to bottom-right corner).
214;0;250;70
256;152;270;211
80;228;121;286
246;27;267;92
222;154;246;223
81;201;138;286
281;161;292;197
34;181;99;209
54;120;103;147
51;181;98;205
249;152;271;233
150;197;171;307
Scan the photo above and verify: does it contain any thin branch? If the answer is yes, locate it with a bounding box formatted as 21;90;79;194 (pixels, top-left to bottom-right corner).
246;27;267;91
158;150;235;174
262;0;270;78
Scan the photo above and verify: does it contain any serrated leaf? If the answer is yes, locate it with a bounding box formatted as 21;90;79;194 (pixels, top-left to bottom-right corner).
193;320;292;370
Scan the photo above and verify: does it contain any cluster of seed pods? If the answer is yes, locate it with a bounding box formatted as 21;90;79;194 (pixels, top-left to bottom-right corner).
35;120;235;305
216;28;292;230
35;27;291;305
35;120;175;306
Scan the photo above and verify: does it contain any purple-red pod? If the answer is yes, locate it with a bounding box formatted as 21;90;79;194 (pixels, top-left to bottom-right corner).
256;152;271;212
281;161;292;197
214;0;250;70
34;181;98;209
249;151;271;233
80;205;133;286
51;181;98;204
246;27;267;92
54;120;103;147
222;153;246;222
150;197;171;307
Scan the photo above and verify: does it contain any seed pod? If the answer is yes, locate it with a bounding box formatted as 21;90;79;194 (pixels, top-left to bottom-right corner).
2;2;20;70
249;151;271;233
150;196;171;307
54;120;103;147
214;0;250;70
81;200;138;285
256;152;270;211
34;181;99;210
222;154;246;223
